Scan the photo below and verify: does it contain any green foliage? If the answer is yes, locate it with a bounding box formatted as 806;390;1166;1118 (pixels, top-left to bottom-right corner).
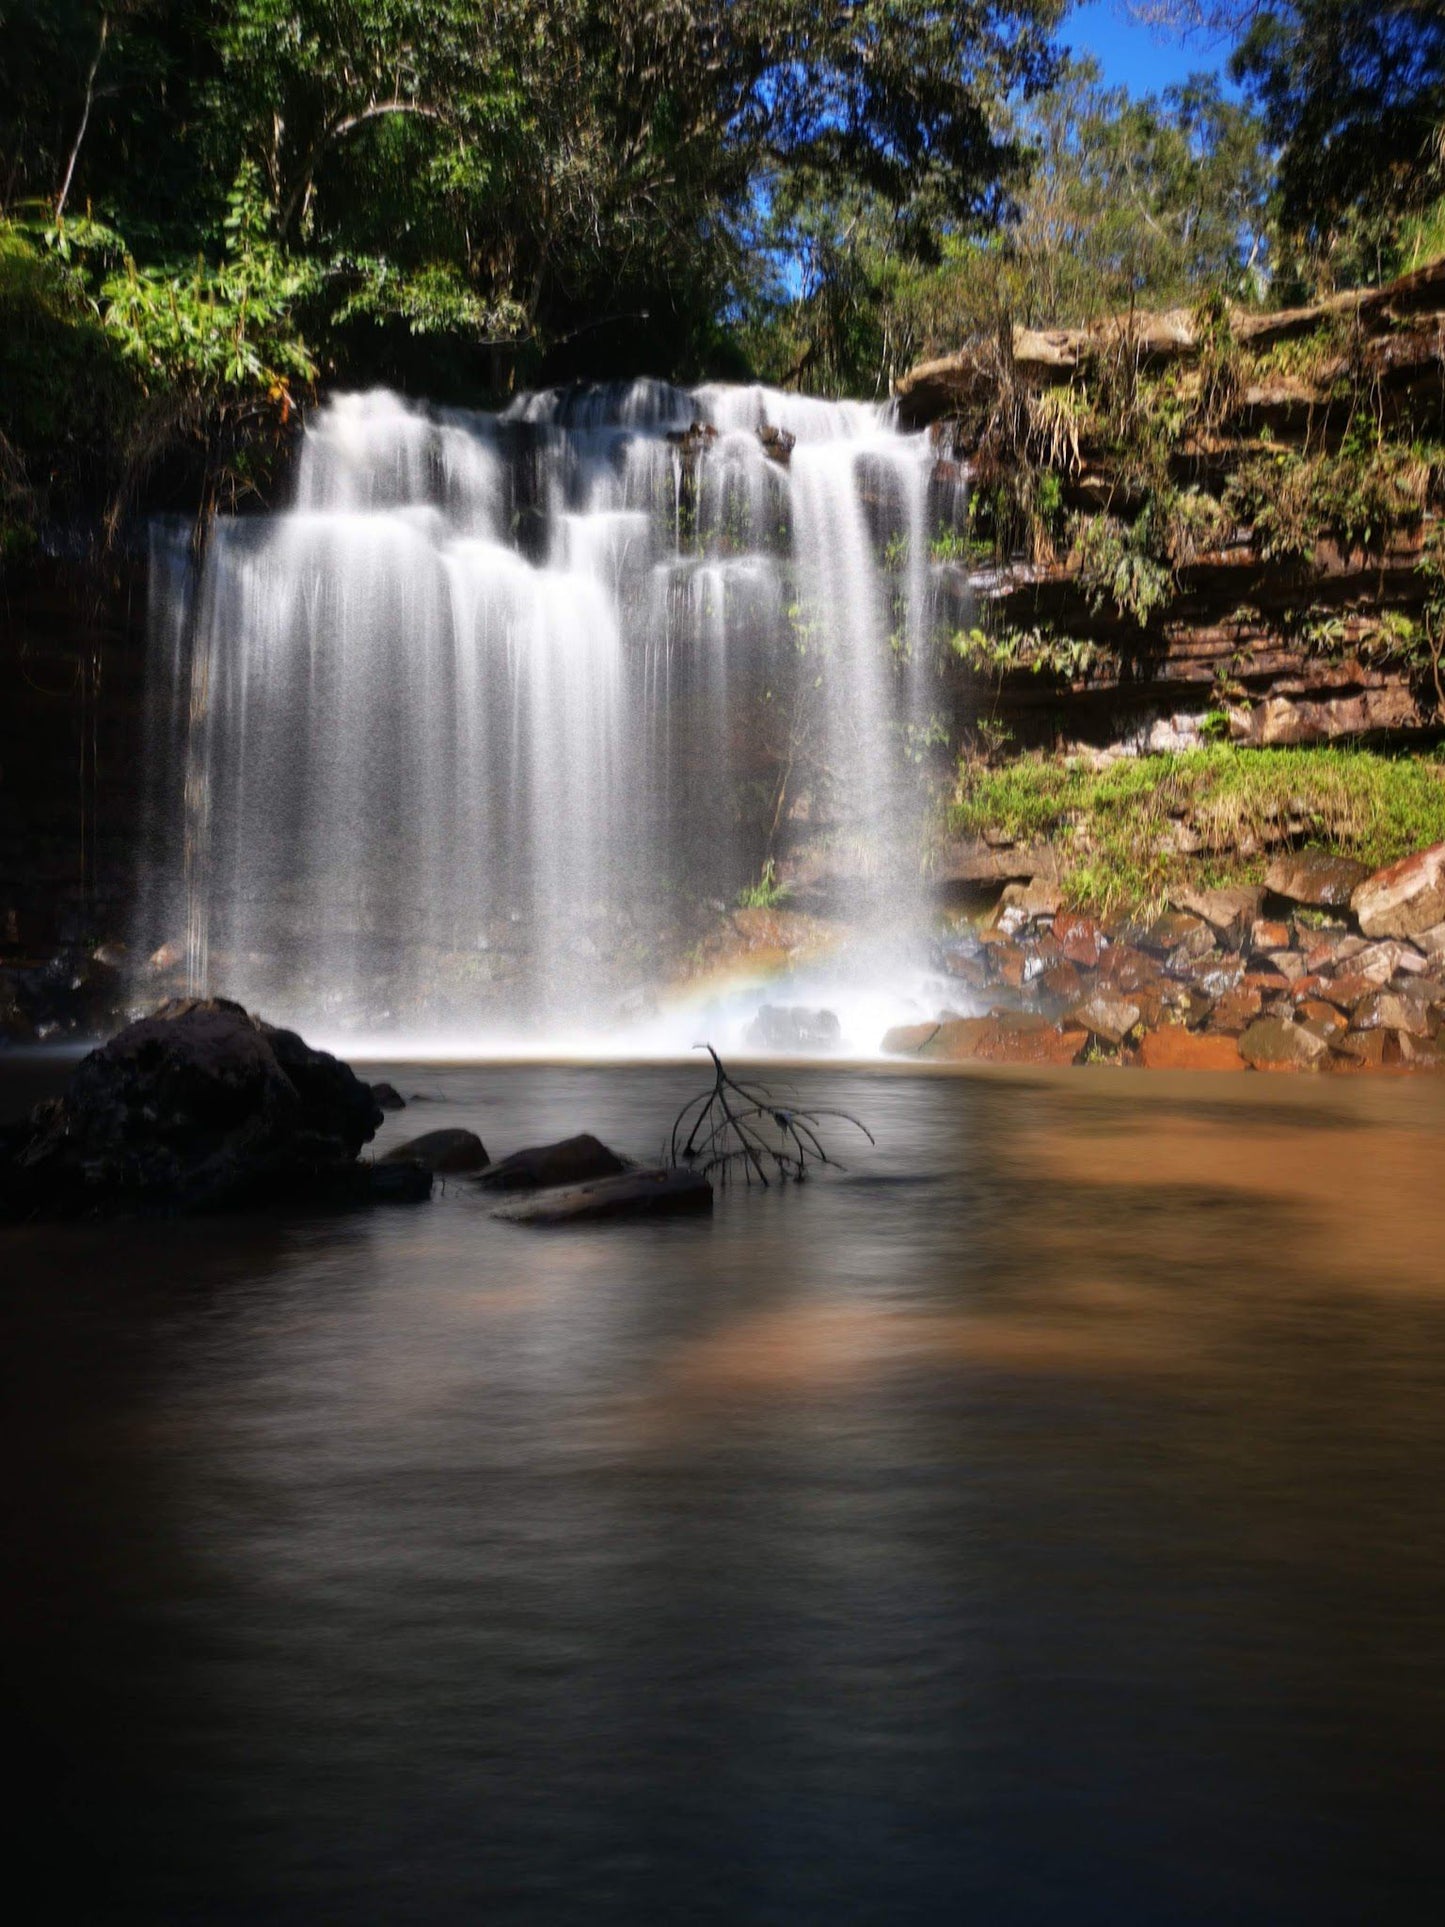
1232;1;1445;291
99;166;318;395
951;745;1445;914
736;858;791;910
951;624;1099;682
1227;433;1438;565
1071;515;1175;626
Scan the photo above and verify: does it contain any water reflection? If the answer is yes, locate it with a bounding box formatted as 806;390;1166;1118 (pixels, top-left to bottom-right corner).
2;1063;1443;1922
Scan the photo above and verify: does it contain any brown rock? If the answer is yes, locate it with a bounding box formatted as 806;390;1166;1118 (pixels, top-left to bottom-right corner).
1397;1033;1445;1069
1319;971;1374;1011
1351;990;1432;1037
941;953;988;990
1271;951;1309;983
1067;993;1142;1048
998;878;1064;921
1139;1027;1245;1071
1142;912;1213;959
1351;844;1445;939
1174;885;1264;948
1238;1017;1331;1071
1197;958;1247;997
1249;919;1292;953
1264;850;1370;907
1332;1028;1403;1068
1054;910;1109;967
993;942;1028;989
1299;999;1348;1033
1040;959;1083;1002
1133;985;1172;1030
1207;985;1264;1034
1303;936;1351;973
1354;941;1418;985
1096;944;1164;995
919;1013;1088;1067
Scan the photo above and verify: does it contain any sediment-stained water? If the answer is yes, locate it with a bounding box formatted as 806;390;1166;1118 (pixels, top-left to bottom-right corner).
3;1061;1444;1922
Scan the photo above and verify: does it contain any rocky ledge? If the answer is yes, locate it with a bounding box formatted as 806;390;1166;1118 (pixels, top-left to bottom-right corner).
887;842;1445;1072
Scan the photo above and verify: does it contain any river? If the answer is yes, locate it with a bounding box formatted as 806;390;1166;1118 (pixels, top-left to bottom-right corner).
2;1059;1443;1922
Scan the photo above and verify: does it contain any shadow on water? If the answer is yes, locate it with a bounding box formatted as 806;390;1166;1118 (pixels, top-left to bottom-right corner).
2;1060;1444;1923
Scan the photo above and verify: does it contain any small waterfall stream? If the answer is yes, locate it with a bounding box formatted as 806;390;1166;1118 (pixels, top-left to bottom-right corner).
139;381;962;1052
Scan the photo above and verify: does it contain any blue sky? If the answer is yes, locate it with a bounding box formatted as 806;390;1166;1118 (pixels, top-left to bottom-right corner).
1065;2;1233;96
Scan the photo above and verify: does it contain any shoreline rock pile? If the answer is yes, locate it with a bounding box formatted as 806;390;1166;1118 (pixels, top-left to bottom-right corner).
887;842;1445;1073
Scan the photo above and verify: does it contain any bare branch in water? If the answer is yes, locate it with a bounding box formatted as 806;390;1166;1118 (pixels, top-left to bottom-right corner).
669;1045;874;1186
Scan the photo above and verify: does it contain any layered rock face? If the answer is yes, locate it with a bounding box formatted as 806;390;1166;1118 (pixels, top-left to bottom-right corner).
896;257;1445;755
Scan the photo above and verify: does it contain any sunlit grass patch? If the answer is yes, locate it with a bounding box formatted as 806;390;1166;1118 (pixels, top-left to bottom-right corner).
949;745;1445;915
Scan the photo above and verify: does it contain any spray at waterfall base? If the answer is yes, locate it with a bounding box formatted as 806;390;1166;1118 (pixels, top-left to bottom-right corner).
136;381;970;1057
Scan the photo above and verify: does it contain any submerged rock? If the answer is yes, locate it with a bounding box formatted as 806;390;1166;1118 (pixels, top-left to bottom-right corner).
492;1166;713;1225
354;1161;435;1204
473;1133;627;1191
380;1127;488;1173
0;997;384;1218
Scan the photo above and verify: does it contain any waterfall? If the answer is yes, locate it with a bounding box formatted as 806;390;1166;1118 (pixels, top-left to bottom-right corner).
138;381;959;1051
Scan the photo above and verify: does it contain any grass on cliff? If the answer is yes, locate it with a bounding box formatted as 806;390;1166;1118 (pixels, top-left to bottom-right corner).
948;746;1445;916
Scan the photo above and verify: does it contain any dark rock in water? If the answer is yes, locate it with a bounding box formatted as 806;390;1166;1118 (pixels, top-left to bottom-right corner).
745;1005;842;1052
380;1127;488;1173
493;1166;713;1225
356;1160;434;1204
0;997;384;1218
473;1133;627;1191
371;1081;407;1111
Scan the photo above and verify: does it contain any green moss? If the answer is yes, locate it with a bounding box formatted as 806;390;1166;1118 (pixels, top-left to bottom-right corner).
949;745;1445;916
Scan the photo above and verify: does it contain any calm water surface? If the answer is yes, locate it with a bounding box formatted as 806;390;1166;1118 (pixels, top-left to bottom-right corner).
2;1060;1444;1923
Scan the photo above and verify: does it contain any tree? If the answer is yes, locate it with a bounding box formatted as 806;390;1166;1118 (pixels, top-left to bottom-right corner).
1229;2;1445;287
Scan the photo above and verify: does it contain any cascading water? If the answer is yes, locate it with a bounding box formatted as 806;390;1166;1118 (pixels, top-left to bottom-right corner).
138;381;964;1054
